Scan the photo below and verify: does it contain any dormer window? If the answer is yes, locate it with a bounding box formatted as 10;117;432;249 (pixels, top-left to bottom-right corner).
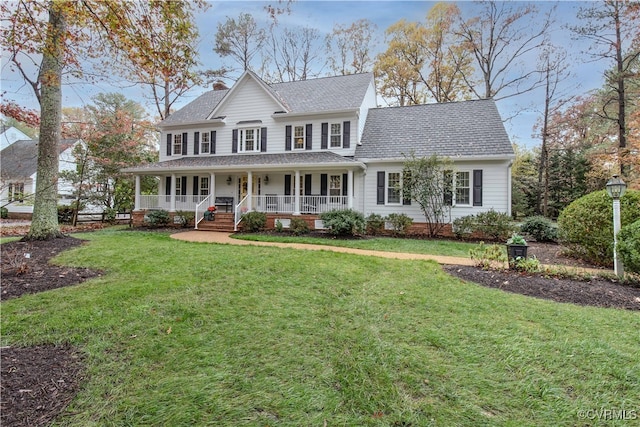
240;128;260;152
294;126;305;150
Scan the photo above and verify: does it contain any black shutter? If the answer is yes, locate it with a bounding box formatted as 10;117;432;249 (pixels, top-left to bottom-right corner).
182;132;188;155
285;125;292;151
260;127;267;152
377;171;385;205
165;176;171;196
305;124;312;150
194;132;200;155
304;174;312;195
321;123;328;149
320;174;328;196
232;129;238;153
211;131;216;154
284;174;292;195
193;176;199;196
473;169;483;206
403;170;411;205
343;121;350;148
181;176;187;195
443;171;453;206
342;173;348;196
166;134;172;156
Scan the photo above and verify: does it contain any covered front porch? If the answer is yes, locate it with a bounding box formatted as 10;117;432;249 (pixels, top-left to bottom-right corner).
132;169;358;231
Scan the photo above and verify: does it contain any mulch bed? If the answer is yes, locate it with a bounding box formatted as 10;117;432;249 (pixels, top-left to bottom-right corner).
1;231;639;426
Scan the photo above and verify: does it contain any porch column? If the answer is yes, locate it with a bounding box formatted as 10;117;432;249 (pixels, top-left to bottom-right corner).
170;174;176;212
247;171;253;210
134;175;141;211
293;170;301;215
210;173;215;198
347;169;353;209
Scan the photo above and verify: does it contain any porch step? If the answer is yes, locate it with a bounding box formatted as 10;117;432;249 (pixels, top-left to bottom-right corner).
196;213;236;232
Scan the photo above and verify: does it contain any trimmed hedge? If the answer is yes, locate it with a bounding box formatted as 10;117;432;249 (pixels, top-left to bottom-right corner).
241;211;267;232
618;219;640;274
520;215;557;242
557;190;640;267
320;209;365;236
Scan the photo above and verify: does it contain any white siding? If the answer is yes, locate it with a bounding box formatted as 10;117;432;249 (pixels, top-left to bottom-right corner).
362;160;512;223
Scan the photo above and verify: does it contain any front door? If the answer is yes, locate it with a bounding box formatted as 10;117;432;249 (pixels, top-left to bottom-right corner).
239;175;262;201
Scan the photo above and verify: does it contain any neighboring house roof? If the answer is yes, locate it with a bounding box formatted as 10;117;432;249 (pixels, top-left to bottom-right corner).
160;72;374;127
356;99;514;160
1;139;77;179
124;151;364;173
0;126;31;150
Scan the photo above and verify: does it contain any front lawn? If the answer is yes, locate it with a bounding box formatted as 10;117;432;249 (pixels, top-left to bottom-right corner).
2;230;638;426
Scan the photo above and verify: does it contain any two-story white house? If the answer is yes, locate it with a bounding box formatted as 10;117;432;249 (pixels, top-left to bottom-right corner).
125;71;514;232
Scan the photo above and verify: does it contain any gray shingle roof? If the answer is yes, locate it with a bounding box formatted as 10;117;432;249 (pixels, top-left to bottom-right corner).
160;72;374;127
356;99;514;160
1;139;77;178
124;151;362;173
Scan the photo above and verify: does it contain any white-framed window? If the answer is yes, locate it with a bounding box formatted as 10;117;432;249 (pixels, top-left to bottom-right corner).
330;123;342;148
8;182;24;202
173;134;182;155
387;172;401;204
456;171;470;205
329;175;342;196
294;126;305;149
443;170;470;206
200;177;209;196
240;128;260;152
175;177;185;196
201;132;210;154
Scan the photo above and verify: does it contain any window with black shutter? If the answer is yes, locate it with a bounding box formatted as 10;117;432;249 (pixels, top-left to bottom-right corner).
342;121;350;148
473;170;483;206
285;126;292;151
166;133;172;156
377;171;385;205
194;132;200;155
321;123;328;149
260;127;267;152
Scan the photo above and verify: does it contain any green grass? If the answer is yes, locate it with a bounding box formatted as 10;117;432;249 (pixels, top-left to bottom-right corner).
2;229;639;426
233;233;477;257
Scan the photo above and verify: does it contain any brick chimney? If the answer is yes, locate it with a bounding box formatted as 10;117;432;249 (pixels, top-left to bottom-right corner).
213;80;228;91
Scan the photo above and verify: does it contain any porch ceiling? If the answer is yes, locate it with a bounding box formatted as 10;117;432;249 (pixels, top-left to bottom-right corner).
123;151;365;174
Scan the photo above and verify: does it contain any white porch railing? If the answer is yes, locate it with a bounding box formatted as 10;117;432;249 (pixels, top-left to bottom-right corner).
138;195;209;212
234;195;249;231
138;194;348;220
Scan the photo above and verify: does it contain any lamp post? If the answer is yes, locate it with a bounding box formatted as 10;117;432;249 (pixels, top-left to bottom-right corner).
605;175;627;277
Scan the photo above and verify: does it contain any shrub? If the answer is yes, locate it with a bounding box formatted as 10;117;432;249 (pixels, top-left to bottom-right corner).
365;213;385;236
241;211;267;232
320;209;366;236
0;207;8;219
512;255;541;273
558;190;640;267
146;209;170;227
475;209;516;241
274;219;284;233
57;206;74;224
103;207;118;224
289;217;309;235
617;219;640;274
174;210;195;228
469;242;507;269
385;213;413;236
452;214;476;239
520;216;557;242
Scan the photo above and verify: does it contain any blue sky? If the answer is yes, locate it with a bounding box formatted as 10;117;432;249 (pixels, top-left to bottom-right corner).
1;1;608;149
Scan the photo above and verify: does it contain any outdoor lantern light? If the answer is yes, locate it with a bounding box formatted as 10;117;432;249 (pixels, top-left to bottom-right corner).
226;176;232;185
606;174;627;199
606;174;627;277
264;175;269;185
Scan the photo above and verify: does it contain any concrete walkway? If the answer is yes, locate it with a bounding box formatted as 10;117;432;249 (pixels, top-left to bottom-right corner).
171;230;477;266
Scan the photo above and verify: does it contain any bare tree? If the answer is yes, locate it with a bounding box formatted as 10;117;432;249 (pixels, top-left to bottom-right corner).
534;46;573;217
326;19;377;75
264;26;325;82
214;13;266;73
456;1;554;100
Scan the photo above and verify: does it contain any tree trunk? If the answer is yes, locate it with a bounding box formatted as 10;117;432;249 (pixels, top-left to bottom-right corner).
25;4;65;241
